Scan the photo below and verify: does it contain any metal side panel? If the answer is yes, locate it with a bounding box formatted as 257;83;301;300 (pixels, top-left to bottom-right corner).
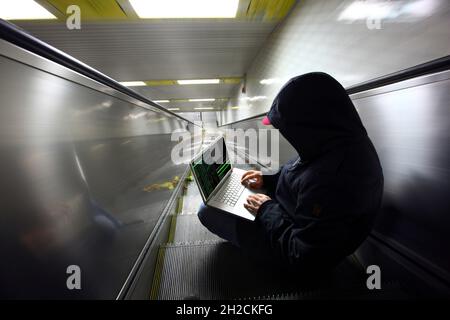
0;40;196;299
352;70;450;286
122;168;191;300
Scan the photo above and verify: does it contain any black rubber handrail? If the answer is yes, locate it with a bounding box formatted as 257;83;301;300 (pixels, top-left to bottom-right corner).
0;19;198;126
346;54;450;94
219;54;450;127
220;112;266;127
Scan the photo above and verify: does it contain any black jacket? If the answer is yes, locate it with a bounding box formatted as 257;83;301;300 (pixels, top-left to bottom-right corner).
256;72;384;270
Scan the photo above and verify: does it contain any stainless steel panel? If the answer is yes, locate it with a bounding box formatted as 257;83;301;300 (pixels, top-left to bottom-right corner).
352;70;450;281
0;42;195;298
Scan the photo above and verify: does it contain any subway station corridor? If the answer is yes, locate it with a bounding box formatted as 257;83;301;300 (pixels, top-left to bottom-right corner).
0;0;449;301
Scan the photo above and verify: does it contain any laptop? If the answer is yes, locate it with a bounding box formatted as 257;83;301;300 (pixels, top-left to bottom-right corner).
190;136;258;221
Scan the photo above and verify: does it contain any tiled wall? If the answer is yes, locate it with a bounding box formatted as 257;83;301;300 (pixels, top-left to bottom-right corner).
220;0;450;125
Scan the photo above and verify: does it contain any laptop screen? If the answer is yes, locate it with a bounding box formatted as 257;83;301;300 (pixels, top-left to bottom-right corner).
192;137;231;200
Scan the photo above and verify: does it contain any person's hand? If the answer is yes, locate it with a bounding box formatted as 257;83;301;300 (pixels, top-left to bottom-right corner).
244;194;271;216
241;170;264;189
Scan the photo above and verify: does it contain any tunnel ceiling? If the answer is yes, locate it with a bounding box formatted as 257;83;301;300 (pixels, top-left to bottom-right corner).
10;0;298;113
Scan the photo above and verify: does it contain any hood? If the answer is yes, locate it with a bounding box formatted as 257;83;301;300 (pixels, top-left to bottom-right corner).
267;72;367;161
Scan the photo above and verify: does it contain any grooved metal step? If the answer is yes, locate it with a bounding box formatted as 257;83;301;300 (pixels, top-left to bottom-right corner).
150;241;368;300
246;281;408;300
172;214;221;243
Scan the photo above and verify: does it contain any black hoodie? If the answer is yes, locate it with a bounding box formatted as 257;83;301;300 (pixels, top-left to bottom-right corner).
256;72;384;270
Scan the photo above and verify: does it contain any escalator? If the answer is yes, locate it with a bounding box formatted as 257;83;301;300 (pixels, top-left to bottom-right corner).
1;19;449;300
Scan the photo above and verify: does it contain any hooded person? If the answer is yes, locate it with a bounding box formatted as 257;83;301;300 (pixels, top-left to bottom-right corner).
198;72;384;272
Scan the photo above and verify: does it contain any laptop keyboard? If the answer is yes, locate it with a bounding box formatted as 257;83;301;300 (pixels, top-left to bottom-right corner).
215;172;245;207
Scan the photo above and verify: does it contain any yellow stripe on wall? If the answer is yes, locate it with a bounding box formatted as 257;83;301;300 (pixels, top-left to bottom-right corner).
243;0;297;21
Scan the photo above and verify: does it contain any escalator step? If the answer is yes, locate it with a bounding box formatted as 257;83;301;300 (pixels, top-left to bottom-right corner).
151;240;290;300
250;281;408;300
149;241;367;300
172;214;221;243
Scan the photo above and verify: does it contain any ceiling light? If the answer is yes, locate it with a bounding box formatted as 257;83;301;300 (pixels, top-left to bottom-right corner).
194;107;214;110
249;96;267;101
260;78;280;85
338;1;371;21
0;0;57;20
129;0;239;19
120;81;146;87
242;96;267;102
338;1;397;22
168;108;180;111
154;100;170;103
338;0;441;22
231;106;240;110
177;79;220;85
128;111;147;120
189;98;216;102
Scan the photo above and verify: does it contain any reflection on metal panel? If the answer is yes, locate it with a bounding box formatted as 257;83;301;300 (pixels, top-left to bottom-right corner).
0;41;194;298
352;70;450;282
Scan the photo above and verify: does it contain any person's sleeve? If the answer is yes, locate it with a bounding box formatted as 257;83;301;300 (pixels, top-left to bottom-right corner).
255;177;341;266
255;200;307;265
262;166;283;195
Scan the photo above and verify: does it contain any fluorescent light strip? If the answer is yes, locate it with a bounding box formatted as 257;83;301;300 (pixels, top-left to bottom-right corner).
195;107;214;110
177;79;220;85
129;0;239;19
154;100;170;103
241;96;267;102
120;81;146;87
168;108;180;111
260;78;281;85
1;0;57;20
189;98;216;102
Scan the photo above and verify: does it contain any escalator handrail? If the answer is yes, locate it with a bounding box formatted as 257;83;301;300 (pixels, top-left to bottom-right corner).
0;19;199;126
219;54;450;127
219;112;267;127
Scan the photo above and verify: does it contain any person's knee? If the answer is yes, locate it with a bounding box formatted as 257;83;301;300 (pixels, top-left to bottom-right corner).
197;204;220;234
197;204;210;227
197;204;240;247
